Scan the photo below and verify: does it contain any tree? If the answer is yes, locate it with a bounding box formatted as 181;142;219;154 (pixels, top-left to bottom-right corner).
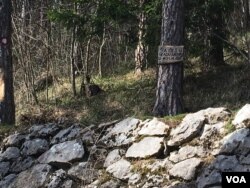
0;0;15;124
153;0;184;116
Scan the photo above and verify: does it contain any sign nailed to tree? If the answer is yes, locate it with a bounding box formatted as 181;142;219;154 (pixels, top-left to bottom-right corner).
158;45;184;64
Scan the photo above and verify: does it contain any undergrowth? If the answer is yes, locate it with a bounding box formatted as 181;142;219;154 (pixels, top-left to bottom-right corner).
15;61;250;127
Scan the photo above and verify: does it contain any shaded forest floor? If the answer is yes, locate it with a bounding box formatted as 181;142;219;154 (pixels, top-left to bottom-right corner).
11;61;250;130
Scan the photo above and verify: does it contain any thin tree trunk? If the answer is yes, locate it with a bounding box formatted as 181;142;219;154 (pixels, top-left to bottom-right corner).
153;0;184;116
135;0;148;75
98;25;106;78
0;0;15;124
70;27;77;97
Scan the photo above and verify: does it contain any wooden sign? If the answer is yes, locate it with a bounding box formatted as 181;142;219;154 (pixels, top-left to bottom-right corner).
158;45;184;64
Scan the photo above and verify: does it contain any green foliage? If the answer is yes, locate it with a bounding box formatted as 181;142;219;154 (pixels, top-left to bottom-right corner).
185;0;234;58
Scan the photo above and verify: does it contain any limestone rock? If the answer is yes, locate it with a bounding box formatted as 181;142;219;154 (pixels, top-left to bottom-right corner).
99;180;121;188
101;117;140;147
169;145;206;163
200;122;225;140
168;113;205;146
29;123;60;138
10;164;51;188
3;133;25;148
106;159;131;180
0;147;20;161
68;162;98;184
197;169;221;188
21;138;49;156
232;104;250;128
0;161;10;178
104;149;122;168
0;174;17;188
47;169;66;188
10;156;35;173
138;118;169;136
202;107;231;124
219;128;250;155
38;140;85;167
126;137;164;158
61;180;73;188
169;158;202;180
51;124;82;145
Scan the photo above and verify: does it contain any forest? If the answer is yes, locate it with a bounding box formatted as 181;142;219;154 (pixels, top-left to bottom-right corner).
0;0;250;126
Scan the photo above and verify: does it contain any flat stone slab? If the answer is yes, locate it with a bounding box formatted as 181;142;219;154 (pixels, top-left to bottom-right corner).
168;112;205;146
10;164;51;188
21;138;49;156
232;104;250;128
126;137;164;158
51;124;82;144
200;122;225;140
169;145;206;163
101;117;140;147
138;118;169;136
104;149;122;168
219;128;250;155
106;159;131;180
169;158;202;180
38;139;85;167
68;162;98;184
0;147;20;161
3;133;25;147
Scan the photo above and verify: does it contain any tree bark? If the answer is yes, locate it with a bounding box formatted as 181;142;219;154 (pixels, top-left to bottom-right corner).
135;0;148;75
0;0;15;124
153;0;184;116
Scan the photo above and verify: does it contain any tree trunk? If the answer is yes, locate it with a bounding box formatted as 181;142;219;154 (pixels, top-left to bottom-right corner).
70;26;77;97
203;6;225;67
153;0;184;116
135;0;148;75
0;0;15;124
245;0;250;63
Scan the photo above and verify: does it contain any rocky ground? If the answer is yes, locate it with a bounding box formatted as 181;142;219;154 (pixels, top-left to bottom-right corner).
1;104;250;188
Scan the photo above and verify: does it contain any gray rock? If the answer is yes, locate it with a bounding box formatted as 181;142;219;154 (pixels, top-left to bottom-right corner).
128;173;142;185
51;124;82;144
68;162;98;184
201;107;231;124
197;169;221;188
138;118;169;136
3;133;25;147
106;159;132;180
169;145;206;163
232;104;250;128
240;154;250;165
99;180;121;188
219;128;250;154
0;162;10;178
126;137;164;158
10;164;51;188
101;117;140;147
47;169;66;188
166;182;196;188
168;112;205;146
0;147;20;161
213;155;240;171
200;122;225;140
0;174;17;188
10;156;35;173
104;149;122;168
38;140;85;167
29;123;60;138
21;138;49;156
169;158;202;180
61;180;73;188
82;130;95;145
